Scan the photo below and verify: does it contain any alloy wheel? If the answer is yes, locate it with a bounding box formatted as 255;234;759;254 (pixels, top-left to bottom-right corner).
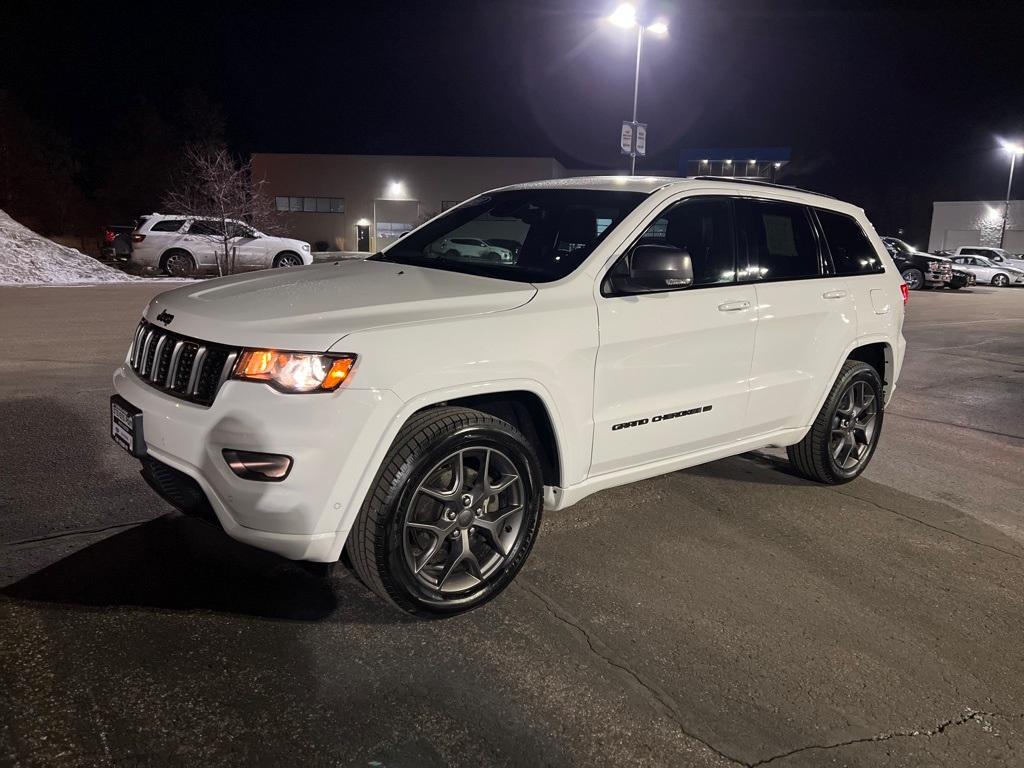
165;252;193;277
994;274;1009;287
275;254;303;268
829;380;878;471
901;269;923;290
402;447;525;595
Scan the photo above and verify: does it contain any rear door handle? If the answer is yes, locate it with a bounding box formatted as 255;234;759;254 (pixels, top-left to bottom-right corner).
717;300;751;312
822;289;848;299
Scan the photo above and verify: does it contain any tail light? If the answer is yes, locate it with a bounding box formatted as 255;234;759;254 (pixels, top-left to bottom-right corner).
899;283;909;304
132;233;146;243
104;229;116;244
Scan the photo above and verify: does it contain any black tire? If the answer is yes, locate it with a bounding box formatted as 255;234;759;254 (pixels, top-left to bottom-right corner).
901;268;924;290
273;251;303;268
787;360;884;484
948;284;962;290
993;274;1010;287
445;249;460;259
162;249;196;278
348;407;543;617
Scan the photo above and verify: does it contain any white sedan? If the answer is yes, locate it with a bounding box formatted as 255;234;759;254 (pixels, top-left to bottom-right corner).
951;255;1024;287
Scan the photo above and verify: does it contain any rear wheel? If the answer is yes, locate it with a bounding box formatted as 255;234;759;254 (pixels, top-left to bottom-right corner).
349;407;543;616
901;268;924;290
162;250;196;278
993;274;1010;287
273;252;303;268
787;360;884;484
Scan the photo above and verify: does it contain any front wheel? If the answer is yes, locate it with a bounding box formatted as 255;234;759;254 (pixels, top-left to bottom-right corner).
348;407;543;616
787;360;884;484
273;252;303;268
901;268;924;290
993;274;1010;287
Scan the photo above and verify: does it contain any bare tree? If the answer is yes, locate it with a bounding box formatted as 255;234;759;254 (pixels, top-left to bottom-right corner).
162;145;281;275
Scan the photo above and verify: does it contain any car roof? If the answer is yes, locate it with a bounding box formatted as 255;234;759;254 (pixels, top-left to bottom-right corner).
493;175;859;214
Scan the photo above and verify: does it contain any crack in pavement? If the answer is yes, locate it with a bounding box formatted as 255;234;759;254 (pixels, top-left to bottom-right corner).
514;578;747;767
1;519;152;549
749;709;1021;767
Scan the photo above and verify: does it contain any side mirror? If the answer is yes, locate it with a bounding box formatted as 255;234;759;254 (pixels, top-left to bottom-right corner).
612;244;694;293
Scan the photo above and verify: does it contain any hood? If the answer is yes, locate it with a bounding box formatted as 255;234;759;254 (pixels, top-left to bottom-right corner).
144;259;537;351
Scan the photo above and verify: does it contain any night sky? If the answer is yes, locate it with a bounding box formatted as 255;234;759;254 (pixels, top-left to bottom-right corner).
3;0;1024;239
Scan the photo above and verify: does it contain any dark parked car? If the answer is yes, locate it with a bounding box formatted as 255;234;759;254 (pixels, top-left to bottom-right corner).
948;267;977;290
881;236;952;290
100;225;133;262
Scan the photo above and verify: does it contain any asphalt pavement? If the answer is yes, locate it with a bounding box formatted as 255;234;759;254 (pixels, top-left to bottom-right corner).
1;282;1023;767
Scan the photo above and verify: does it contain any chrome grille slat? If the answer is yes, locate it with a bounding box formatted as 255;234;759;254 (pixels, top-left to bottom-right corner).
165;341;185;388
188;347;207;395
148;335;169;382
126;320;240;407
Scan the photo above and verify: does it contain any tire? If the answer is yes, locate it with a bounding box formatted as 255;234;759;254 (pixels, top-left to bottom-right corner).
273;251;303;268
445;249;460;259
162;249;196;278
901;268;924;290
948;284;962;290
993;274;1010;287
787;360;884;485
348;407;543;617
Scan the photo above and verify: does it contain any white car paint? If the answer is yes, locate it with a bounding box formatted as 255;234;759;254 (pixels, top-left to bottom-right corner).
437;237;515;263
130;213;312;275
112;177;906;563
953;246;1024;272
950;255;1024;286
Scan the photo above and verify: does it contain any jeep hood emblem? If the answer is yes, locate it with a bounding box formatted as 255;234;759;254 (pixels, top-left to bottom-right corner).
156;310;174;326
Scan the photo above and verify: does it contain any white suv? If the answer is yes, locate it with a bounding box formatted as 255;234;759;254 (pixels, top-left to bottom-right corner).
111;177;906;615
129;213;312;277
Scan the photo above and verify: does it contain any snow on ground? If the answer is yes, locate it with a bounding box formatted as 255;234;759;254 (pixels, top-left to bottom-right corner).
0;208;138;285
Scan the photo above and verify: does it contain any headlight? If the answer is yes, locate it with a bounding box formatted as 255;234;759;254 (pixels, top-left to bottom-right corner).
232;349;356;393
927;261;939;270
301;243;310;251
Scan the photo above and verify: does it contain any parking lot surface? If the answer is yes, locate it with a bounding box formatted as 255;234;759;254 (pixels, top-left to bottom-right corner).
2;283;1023;767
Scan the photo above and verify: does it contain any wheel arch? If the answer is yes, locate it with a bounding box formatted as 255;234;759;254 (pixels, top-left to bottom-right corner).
846;341;891;398
159;247;196;273
274;249;302;265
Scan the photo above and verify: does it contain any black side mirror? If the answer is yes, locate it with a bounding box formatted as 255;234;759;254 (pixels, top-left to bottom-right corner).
611;244;694;293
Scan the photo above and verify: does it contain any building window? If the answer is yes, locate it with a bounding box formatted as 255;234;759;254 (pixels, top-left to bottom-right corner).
275;196;346;214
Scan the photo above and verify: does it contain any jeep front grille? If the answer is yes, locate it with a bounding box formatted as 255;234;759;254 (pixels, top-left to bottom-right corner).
127;320;239;406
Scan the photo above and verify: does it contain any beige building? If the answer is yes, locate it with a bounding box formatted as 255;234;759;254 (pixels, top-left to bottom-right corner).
252;153;570;252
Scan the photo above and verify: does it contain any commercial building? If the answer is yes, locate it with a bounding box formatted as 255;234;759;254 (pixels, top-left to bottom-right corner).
928;200;1024;253
251;153;678;251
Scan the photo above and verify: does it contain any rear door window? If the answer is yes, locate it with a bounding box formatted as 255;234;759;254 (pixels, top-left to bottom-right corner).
737;199;821;281
188;220;224;236
816;209;885;275
150;219;185;233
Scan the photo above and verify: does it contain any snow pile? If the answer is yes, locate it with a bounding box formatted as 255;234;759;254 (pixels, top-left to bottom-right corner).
0;208;137;285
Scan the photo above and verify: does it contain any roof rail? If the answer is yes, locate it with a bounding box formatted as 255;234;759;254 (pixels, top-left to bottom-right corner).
690;176;836;199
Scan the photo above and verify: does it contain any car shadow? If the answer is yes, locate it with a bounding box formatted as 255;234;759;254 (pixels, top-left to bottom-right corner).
2;514;413;625
684;451;810;486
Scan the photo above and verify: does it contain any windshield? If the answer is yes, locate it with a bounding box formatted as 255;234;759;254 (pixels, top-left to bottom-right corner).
370;189;648;283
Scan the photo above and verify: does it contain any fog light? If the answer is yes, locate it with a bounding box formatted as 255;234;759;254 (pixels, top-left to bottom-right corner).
223;449;293;482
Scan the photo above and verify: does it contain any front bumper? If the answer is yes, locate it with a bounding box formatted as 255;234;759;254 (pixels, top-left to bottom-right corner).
113;364;401;561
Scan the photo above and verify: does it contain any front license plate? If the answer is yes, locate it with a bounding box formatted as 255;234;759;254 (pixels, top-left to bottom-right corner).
110;394;146;458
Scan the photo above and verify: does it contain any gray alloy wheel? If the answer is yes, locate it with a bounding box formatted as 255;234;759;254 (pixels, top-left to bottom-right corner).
402;446;526;594
273;252;303;268
163;250;196;278
993;273;1010;287
901;268;924;290
828;380;878;472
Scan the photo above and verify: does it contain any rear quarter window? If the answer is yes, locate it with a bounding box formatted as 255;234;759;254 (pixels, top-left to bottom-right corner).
816;209;885;275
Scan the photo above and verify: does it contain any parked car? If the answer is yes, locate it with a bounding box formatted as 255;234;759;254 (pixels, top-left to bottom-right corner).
129;213;312;277
881;236;952;289
948;267;976;290
436;237;515;263
950;254;1024;286
485;238;522;258
100;225;134;261
111;177;906;616
952;246;1024;271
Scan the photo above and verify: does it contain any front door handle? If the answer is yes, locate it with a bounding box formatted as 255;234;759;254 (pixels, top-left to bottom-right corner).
718;300;751;312
822;289;848;299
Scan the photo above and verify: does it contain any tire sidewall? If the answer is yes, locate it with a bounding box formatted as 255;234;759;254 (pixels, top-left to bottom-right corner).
901;268;923;290
380;424;543;614
826;364;884;482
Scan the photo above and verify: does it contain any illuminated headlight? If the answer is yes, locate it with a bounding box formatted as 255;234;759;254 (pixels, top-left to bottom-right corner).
232;350;356;393
301;243;310;251
927;261;940;270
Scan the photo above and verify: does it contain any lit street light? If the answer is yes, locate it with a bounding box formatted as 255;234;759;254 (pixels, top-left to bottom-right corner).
999;140;1023;249
606;3;668;175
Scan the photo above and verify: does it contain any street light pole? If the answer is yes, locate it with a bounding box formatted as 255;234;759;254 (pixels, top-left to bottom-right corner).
1000;149;1019;249
630;24;644;175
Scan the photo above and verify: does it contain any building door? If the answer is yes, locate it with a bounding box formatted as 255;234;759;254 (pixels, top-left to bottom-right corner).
356;225;370;252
